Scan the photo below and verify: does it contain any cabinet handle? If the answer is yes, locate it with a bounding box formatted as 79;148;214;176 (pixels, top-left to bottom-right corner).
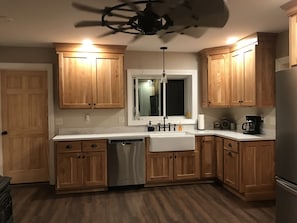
91;144;98;148
228;151;232;157
174;155;177;159
1;131;8;135
66;145;72;149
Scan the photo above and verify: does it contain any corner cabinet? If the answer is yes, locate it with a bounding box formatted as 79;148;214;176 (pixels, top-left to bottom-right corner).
55;43;126;109
222;138;275;201
230;33;276;107
55;139;107;193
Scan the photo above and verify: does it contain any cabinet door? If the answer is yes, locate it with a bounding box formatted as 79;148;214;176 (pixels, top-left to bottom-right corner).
230;50;244;106
58;52;93;108
56;152;83;189
223;150;239;190
230;45;256;106
83;151;107;187
174;151;200;181
215;137;224;181
94;53;124;108
241;45;256;106
201;136;216;178
146;152;173;183
208;54;230;107
239;141;275;193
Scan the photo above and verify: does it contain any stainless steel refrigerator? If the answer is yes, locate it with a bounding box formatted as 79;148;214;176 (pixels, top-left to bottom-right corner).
276;67;297;223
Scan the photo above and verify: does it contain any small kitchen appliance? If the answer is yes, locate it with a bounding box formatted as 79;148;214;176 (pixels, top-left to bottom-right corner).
241;115;262;134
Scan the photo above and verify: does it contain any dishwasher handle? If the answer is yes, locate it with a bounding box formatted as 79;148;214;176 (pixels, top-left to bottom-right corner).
108;139;144;145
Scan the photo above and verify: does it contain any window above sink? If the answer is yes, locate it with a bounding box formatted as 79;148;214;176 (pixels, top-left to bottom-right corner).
127;69;198;126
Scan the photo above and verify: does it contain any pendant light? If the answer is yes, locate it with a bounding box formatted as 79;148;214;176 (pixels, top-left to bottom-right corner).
160;46;168;84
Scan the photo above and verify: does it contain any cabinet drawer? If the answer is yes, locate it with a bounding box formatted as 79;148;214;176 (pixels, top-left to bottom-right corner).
56;141;82;153
82;140;107;152
223;139;238;152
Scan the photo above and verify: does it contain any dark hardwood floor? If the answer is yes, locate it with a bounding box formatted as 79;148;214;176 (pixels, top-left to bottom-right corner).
10;183;275;223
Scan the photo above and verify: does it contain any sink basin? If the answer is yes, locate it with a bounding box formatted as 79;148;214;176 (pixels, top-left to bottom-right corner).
149;132;195;152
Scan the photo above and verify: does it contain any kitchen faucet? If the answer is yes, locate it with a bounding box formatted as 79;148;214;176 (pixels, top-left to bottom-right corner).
157;116;176;131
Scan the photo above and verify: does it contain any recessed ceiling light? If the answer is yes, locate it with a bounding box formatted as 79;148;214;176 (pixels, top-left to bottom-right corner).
226;37;239;45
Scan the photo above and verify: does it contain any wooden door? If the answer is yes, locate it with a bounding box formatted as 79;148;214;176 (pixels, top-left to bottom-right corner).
58;52;93;108
242;45;256;106
94;53;124;108
146;152;173;183
215;137;224;181
83;151;107;187
1;70;49;184
208;54;230;107
224;150;239;190
201;136;216;178
56;152;83;189
174;151;199;181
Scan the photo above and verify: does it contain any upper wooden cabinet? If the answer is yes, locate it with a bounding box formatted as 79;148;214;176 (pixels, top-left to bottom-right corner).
230;33;276;107
281;1;297;67
199;32;276;108
55;43;126;109
199;46;230;108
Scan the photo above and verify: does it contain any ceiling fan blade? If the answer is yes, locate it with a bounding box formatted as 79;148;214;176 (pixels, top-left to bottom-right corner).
75;20;128;28
150;0;182;17
179;27;208;38
72;2;105;14
158;29;178;43
75;21;103;27
129;34;144;43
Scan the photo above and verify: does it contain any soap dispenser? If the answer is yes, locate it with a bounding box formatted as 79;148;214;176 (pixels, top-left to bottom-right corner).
147;121;155;132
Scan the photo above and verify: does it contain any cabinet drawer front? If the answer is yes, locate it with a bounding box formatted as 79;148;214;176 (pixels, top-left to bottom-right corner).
82;140;107;152
56;141;82;153
224;139;238;152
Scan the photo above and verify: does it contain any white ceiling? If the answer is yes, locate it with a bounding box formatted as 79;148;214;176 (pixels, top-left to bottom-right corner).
0;0;290;52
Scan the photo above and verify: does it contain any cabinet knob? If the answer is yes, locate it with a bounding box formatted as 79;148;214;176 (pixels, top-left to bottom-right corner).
228;151;232;157
228;143;232;147
66;145;72;149
1;131;8;135
91;144;98;148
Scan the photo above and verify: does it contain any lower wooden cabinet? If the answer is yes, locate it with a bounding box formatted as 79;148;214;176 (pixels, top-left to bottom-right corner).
200;136;216;178
146;151;200;183
55;140;107;192
223;139;239;190
215;137;224;181
222;139;275;201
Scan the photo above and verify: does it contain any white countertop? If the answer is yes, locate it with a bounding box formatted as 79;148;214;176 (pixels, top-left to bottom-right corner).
52;130;275;142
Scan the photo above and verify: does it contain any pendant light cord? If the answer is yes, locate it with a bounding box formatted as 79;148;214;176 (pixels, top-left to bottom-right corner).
160;46;168;83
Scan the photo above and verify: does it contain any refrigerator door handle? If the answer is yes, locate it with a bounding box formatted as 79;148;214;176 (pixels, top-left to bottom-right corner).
276;177;297;197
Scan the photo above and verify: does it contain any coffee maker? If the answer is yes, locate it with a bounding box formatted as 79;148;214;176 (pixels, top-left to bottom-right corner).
242;115;262;134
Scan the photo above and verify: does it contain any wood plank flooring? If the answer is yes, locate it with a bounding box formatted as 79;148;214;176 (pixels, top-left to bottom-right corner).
10;183;275;223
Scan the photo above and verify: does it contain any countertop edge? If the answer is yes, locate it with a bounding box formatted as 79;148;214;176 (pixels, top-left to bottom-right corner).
52;130;275;142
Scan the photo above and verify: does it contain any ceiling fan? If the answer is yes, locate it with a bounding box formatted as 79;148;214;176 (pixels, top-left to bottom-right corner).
72;0;229;42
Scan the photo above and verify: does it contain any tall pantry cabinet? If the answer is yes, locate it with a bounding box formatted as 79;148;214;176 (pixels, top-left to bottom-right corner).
55;43;126;109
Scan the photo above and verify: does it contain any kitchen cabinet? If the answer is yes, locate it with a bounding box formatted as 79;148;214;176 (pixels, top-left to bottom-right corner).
146;137;200;184
55;140;107;193
200;136;216;178
55;43;126;109
215;137;224;181
222;138;275;201
199;46;230;108
230;33;276;107
146;151;200;183
223;139;239;190
281;1;297;67
239;141;275;196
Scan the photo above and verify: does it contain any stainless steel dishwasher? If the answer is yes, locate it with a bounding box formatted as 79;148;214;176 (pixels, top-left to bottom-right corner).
107;138;145;187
